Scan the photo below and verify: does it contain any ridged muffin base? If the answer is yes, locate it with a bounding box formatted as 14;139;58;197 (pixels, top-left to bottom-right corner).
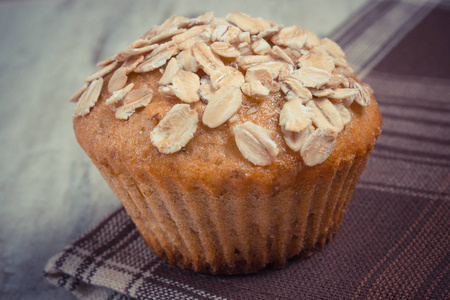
90;145;373;275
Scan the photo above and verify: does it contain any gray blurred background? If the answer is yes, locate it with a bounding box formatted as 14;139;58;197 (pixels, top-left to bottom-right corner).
0;0;370;298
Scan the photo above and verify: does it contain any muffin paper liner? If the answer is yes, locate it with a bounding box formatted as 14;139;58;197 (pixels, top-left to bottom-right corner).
91;146;373;275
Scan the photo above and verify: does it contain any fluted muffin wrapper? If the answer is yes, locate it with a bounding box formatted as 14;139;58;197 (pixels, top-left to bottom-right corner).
91;146;373;275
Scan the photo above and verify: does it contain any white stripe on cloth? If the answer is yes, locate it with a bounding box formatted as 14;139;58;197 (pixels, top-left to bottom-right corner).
45;209;230;300
341;0;440;79
365;71;450;103
330;0;388;44
357;179;449;201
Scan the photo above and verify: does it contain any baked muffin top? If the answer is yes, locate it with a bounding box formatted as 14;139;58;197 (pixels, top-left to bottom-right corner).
72;12;381;180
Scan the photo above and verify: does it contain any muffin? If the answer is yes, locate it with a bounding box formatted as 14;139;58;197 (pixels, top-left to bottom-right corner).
71;11;382;275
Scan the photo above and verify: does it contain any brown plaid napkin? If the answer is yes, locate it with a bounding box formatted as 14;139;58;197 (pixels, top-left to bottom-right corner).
45;1;450;299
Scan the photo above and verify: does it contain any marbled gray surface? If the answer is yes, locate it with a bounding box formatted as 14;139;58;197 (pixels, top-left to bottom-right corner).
0;0;370;299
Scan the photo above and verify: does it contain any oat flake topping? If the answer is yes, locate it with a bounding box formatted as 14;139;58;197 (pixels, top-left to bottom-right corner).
234;121;279;166
150;104;199;154
71;11;373;166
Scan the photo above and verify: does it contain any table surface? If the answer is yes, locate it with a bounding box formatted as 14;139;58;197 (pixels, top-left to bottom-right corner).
0;0;371;299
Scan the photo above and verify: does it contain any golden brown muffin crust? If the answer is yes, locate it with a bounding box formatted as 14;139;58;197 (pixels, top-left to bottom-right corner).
74;70;381;189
